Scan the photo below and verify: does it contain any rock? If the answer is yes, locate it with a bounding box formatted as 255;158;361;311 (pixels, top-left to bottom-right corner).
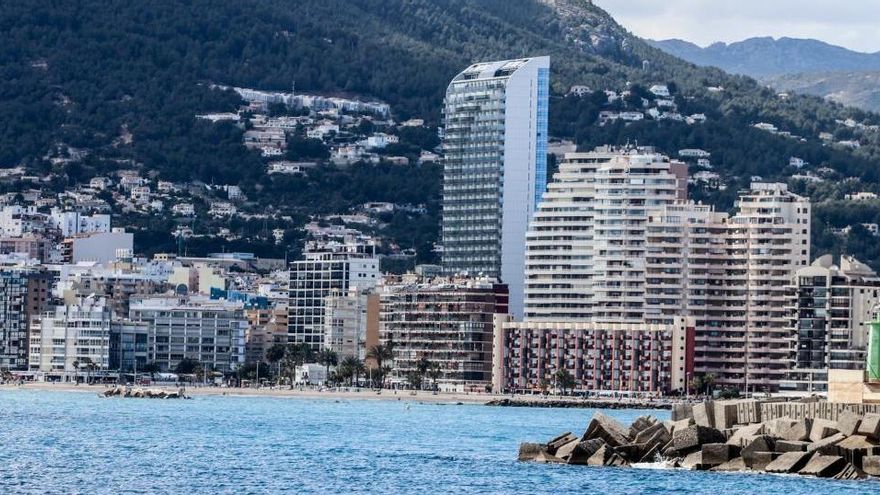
547;432;578;454
681;451;708;470
809;418;840;443
836;410;863;436
764;451;813;473
835;435;880;469
806;432;847;454
693;401;715;428
862;455;880;476
726;423;764;446
750;451;779;471
857;413;880;440
713;400;740;430
711;457;747;472
701;443;740;466
799;455;847;478
533;451;565;464
778;419;812;442
673;425;726;454
762;417;796;438
775;440;810;452
741;435;776;468
518;443;546;462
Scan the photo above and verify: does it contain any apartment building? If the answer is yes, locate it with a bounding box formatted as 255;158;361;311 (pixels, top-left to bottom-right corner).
0;267;52;369
323;287;373;360
781;255;880;394
129;296;247;373
288;241;379;349
379;275;508;391
441;56;549;319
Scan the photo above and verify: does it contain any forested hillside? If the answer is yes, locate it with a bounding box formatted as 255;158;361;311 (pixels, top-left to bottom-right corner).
3;0;880;266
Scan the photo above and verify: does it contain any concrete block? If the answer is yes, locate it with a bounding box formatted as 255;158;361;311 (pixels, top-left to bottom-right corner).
681;451;709;470
862;455;880;476
779;418;812;442
627;415;657;439
774;440;810;452
518;443;546;461
835;435;880;469
741;435;775;468
671;403;694;422
711;457;747;472
762;417;796;438
553;438;581;460
701;443;740;466
726;423;764;446
693;401;715;428
806;432;847;454
833;463;865;480
749;451;779;471
836;410;862;436
583;413;630;447
857;413;880;440
763;451;813;473
713;400;740;430
673;425;726;454
565;439;605;465
799;455;847;477
809;418;840;443
670;418;694;435
533;451;565;464
633;422;669;446
547;432;578;454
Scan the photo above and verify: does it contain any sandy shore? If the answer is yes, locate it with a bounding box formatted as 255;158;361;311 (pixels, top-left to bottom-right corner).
0;382;675;410
0;382;496;404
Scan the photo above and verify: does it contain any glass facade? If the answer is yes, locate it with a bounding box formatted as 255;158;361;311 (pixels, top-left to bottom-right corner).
534;67;549;208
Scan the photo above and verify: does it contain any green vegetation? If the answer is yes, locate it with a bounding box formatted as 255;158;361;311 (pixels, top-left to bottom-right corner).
4;1;880;267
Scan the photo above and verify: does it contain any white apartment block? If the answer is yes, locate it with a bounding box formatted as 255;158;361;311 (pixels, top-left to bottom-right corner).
49;209;111;236
129;296;247;373
288;242;379;349
441;56;550;319
523;147;687;323
29;298;113;381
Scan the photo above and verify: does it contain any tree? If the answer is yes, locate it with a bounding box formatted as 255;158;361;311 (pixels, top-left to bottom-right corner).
318;349;338;383
71;359;80;383
405;370;423;390
554;369;575;396
142;362;160;380
175;357;201;375
266;343;287;385
80;357;95;384
366;341;395;387
281;343;314;388
426;362;442;391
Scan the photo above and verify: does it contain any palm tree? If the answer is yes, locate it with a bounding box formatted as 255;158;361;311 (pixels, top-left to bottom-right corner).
142;362;160;381
266;343;287;385
282;343;314;388
339;356;360;386
366;341;394;387
71;359;80;383
318;349;338;383
80;357;95;384
427;362;442;391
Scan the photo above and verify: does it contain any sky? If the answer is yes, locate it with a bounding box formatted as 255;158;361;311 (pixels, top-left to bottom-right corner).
595;0;880;53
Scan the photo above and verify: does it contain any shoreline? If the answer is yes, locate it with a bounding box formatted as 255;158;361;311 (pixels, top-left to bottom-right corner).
0;382;674;410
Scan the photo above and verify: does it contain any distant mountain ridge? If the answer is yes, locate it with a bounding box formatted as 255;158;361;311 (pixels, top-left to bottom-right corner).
649;36;880;77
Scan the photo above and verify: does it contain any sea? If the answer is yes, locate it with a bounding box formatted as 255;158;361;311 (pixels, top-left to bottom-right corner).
0;390;877;494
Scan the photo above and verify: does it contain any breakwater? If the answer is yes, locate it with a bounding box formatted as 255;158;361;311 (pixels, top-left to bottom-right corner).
520;398;880;480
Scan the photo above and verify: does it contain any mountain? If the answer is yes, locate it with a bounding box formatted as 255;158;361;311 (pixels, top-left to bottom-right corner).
5;0;880;266
648;37;880;77
649;37;880;112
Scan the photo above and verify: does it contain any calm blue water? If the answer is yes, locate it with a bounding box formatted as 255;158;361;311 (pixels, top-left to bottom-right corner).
0;390;877;494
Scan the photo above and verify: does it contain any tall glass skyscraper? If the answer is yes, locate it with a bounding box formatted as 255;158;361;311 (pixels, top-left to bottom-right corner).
441;56;550;319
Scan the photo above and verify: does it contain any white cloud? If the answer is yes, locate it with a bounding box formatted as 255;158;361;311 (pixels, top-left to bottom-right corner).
594;0;880;52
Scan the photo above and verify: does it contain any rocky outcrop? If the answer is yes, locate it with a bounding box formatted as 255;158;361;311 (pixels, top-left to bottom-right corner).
518;399;880;482
102;385;188;399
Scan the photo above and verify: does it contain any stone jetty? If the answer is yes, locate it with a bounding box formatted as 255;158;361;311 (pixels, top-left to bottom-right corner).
520;398;880;480
487;398;672;410
102;385;188;399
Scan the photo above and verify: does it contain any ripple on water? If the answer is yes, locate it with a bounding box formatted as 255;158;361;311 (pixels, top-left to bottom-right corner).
0;390;877;494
